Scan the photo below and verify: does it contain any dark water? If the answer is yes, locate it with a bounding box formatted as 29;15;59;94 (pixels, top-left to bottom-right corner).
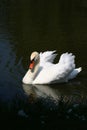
0;0;87;129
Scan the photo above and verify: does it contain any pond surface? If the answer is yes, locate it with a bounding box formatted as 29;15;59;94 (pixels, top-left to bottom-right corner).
0;0;87;130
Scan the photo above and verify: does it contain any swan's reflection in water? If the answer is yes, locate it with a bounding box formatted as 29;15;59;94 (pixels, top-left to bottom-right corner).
22;82;87;106
22;83;87;121
22;84;60;103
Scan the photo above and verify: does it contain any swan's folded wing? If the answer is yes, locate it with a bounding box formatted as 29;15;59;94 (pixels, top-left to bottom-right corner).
33;53;75;84
40;51;57;66
55;63;75;82
55;52;75;82
33;63;74;84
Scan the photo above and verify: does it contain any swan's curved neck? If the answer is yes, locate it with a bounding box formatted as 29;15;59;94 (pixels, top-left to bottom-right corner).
22;58;40;84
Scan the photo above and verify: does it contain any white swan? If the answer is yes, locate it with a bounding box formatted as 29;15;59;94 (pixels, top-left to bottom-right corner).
22;51;82;84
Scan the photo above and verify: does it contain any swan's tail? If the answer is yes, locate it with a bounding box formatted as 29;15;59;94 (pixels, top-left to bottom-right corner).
76;67;82;73
68;67;82;80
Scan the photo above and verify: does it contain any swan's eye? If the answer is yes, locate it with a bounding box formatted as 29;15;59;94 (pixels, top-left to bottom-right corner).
30;58;34;63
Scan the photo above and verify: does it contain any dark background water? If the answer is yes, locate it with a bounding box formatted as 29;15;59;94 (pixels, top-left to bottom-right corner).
0;0;87;129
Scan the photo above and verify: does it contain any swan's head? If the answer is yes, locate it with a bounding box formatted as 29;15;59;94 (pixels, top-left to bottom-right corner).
29;51;40;70
30;51;39;61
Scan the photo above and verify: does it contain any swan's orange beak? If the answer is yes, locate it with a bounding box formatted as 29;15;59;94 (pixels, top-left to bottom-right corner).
29;60;35;69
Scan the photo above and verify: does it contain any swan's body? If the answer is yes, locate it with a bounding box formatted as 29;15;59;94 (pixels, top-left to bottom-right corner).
22;51;82;84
